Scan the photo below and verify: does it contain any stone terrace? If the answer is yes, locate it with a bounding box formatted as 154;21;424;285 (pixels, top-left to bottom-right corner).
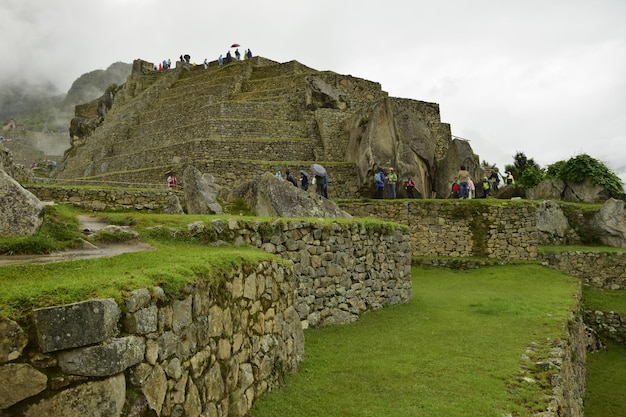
55;57;387;198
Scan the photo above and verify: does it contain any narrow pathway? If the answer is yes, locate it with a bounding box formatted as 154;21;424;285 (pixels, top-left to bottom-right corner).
0;216;153;266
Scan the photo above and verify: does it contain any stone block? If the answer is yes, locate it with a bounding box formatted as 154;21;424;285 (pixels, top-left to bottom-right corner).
0;318;28;363
22;373;125;417
33;298;120;353
123;305;158;334
0;363;47;409
57;336;145;377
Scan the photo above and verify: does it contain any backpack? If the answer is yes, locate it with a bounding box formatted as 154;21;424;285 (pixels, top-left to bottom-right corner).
374;172;382;184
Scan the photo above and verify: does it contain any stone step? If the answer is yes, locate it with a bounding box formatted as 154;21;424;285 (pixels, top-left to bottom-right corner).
55;159;361;199
138;100;303;128
248;60;315;80
57;137;320;180
130;117;311;142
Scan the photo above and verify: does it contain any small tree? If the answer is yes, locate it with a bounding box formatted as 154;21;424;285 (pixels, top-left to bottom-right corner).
505;151;544;188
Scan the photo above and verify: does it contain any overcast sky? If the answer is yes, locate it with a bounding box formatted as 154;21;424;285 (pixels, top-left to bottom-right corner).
3;0;625;182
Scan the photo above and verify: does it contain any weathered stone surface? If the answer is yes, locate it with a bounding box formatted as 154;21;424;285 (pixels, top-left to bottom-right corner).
536;200;570;241
57;336;145;377
23;373;125;417
529;178;613;203
33;298;120;353
231;172;352;218
347;97;474;199
0;318;28;363
0;363;47;409
592;198;626;247
141;364;167;415
123;305;158;334
0;169;45;236
183;165;223;214
162;193;184;214
172;296;193;333
124;288;152;313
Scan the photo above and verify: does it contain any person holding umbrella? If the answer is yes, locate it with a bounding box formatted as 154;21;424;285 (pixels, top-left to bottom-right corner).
235;49;241;60
310;164;327;197
300;170;309;191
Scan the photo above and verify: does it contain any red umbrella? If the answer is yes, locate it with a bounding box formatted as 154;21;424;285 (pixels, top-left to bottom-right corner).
230;43;240;48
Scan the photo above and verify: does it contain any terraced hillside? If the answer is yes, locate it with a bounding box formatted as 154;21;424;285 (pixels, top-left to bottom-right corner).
55;57;471;198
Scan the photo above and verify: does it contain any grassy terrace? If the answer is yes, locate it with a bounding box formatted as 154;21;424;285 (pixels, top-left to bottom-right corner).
250;265;580;417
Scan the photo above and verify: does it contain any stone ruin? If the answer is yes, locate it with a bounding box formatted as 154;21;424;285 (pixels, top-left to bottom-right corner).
54;56;484;199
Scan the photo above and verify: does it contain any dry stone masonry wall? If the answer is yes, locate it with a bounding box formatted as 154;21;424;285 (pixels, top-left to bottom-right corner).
0;261;303;417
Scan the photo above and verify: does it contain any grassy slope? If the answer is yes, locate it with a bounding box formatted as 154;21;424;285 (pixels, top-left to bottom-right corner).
250;265;579;417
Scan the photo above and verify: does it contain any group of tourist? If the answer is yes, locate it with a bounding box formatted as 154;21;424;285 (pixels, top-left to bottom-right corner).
451;166;511;199
155;48;254;71
373;167;415;199
275;169;328;198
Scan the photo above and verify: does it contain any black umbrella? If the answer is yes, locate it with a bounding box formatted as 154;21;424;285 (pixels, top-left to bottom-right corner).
310;164;327;177
299;170;310;178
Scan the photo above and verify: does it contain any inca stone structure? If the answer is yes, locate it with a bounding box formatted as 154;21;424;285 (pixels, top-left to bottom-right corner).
55;57;482;198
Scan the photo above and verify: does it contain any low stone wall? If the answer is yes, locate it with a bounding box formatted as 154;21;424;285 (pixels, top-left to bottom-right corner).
584;310;626;347
26;185;180;211
338;200;540;259
541;251;626;290
182;217;413;327
0;261;303;417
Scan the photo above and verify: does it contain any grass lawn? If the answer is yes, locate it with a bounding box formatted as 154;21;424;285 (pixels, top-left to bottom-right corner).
249;264;579;417
584;340;626;417
0;242;278;321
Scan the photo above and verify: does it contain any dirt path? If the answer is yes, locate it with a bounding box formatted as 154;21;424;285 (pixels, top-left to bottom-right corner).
0;215;153;266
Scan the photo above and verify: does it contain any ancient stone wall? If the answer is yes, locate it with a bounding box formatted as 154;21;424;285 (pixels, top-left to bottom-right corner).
338;200;540;259
0;261;303;417
541;251;626;290
26;185;178;211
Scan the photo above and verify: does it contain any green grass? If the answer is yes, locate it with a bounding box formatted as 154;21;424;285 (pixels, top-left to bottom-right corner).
584;340;626;416
583;287;626;315
0;242;278;321
249;265;579;417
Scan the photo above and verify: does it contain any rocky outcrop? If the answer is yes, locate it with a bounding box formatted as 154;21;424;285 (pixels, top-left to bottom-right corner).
346;98;473;198
231;172;352;218
592;198;626;247
528;178;613;203
536;200;572;243
182;165;223;215
0;169;45;236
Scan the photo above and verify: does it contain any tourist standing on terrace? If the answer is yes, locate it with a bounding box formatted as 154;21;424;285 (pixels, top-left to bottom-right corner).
374;168;385;199
387;168;398;199
405;178;415;198
457;165;470;199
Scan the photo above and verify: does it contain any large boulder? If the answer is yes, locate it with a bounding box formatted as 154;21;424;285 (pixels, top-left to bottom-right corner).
182;166;223;215
592;198;626;247
346;97;476;198
434;138;483;198
230;172;352;218
536;200;573;244
528;178;612;203
0;169;45;236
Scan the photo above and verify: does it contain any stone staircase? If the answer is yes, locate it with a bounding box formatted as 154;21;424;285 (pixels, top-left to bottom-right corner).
56;57;378;197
